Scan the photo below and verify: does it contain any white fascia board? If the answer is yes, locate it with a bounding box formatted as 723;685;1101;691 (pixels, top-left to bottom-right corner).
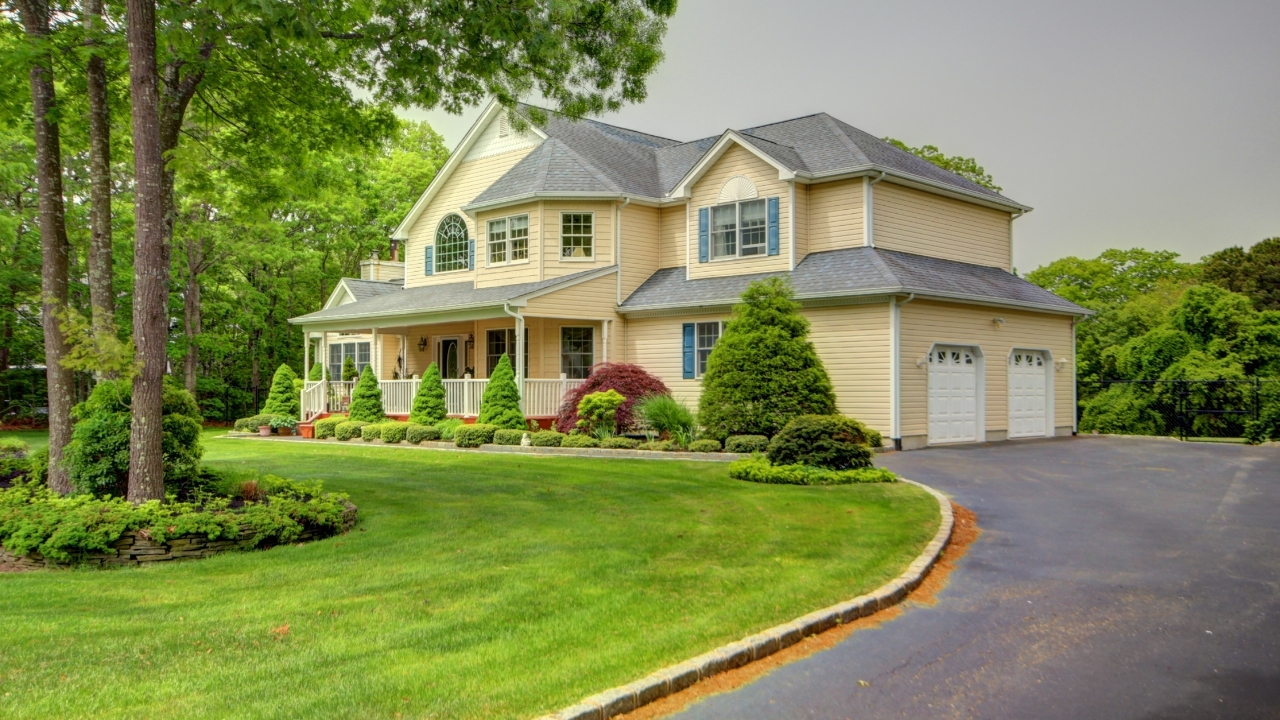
667;131;796;199
464;193;663;214
391;101;548;240
296;306;509;333
794;166;1032;214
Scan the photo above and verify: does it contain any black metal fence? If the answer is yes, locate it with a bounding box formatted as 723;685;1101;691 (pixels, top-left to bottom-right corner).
1079;378;1278;441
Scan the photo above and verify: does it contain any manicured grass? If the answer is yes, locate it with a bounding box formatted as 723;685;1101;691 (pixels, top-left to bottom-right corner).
0;431;939;720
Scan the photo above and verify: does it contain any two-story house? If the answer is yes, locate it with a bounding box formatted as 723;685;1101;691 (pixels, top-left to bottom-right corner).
289;101;1089;450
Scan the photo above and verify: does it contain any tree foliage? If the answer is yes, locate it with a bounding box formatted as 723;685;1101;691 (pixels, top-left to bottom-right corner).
346;366;385;423
477;354;525;430
883;138;1001;192
408;361;447;426
1202;237;1280;312
554;362;669;433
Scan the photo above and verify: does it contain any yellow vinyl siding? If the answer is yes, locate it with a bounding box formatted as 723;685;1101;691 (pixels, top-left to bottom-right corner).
521;273;620;320
540;201;615;279
620;204;660;301
404;146;537;289
658;204;688;269
898;300;1075;440
689;144;791;279
806;303;891;434
475;202;540;289
623;313;723;408
873;182;1012;270
807;178;866;254
792;182;808;262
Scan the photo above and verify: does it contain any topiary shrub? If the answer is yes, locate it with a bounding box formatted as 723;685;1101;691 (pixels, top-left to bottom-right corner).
688;438;721;453
699;277;837;440
435;418;464;441
361;424;383;442
477;354;527;429
493;429;526;446
379;422;410;444
341;356;357;381
555;363;670;434
262;364;300;419
347;366;386;423
63;378;205;499
561;434;601;448
729;457;896;485
335;420;369;441
575;389;625;436
454;423;497;448
409;362;448;425
637;440;674;452
724;435;769;454
601;436;639;449
766;415;873;470
406;424;441;444
313;414;347;439
531;430;564;447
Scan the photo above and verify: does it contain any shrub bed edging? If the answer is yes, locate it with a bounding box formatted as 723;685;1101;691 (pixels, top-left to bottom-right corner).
532;478;954;720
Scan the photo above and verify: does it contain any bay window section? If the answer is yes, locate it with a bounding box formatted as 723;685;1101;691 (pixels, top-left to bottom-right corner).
486;214;529;266
510;215;529;261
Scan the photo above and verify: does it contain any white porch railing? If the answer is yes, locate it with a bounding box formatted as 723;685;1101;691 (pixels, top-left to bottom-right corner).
443;378;487;417
522;378;585;417
301;381;327;422
327;381;356;414
302;377;587;421
380;379;419;415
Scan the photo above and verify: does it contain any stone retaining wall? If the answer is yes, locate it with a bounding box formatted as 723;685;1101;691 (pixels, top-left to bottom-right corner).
0;501;357;572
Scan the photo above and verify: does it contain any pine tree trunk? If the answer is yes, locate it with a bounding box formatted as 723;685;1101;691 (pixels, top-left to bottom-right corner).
16;0;74;494
84;0;114;340
125;0;168;502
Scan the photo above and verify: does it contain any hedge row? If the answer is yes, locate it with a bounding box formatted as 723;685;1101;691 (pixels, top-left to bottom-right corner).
728;457;896;486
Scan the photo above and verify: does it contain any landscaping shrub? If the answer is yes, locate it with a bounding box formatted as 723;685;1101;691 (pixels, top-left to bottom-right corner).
234;413;282;432
379;422;410;444
766;415;873;470
360;424;383;442
63;378;205;499
335;421;370;441
341;355;357;381
493;429;527;446
261;364;300;418
477;354;526;429
637;440;674;452
634;393;696;440
409;362;447;425
405;424;441;444
531;430;564;447
435;418;464;441
724;435;769;454
601;436;639;449
729;457;896;486
313;414;347;439
268;416;297;432
575;389;625;436
454;424;497;448
699;277;837;439
688;438;721;453
561;434;601;448
347;366;386;423
0;438;30;485
308;362;324;381
555;363;670;433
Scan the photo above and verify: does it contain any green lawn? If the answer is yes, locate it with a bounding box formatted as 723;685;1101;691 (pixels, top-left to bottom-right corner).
0;430;939;720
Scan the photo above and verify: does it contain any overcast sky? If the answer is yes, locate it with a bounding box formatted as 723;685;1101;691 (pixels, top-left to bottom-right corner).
402;0;1280;272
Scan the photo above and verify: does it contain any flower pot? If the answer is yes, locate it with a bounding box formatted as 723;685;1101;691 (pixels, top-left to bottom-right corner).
258;425;272;437
276;427;293;436
299;424;315;439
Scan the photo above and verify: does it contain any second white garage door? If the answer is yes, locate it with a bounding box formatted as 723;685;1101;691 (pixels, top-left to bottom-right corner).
1008;350;1049;438
928;345;978;444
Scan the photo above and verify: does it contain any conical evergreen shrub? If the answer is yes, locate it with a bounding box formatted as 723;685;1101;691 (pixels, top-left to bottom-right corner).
698;277;836;439
308;362;324;381
477;354;526;429
410;362;448;425
347;366;386;422
261;364;301;418
341;355;357;381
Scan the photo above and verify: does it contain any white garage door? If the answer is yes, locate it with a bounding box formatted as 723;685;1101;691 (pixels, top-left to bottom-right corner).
928;345;978;444
1008;350;1048;438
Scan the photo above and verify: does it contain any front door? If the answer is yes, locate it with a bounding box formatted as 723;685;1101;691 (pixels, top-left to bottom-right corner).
438;338;461;379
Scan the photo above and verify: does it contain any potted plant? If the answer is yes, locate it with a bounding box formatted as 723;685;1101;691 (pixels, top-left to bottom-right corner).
269;416;298;436
258;423;273;437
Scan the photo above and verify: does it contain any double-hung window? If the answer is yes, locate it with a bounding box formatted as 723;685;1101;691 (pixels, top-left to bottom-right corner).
329;341;371;380
695;321;721;376
561;213;593;259
486;215;529;266
710;199;767;259
485;328;529;378
560;327;594;379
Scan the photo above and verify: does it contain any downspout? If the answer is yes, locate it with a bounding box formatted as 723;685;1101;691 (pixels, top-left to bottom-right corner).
615;197;630;305
1008;208;1029;274
1071;315;1078;435
890;292;916;451
865;171;886;248
788;181;797;271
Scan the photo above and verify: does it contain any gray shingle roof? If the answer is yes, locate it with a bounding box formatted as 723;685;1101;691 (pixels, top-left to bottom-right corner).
291;267;615;324
342;278;404;301
619;248;1088;315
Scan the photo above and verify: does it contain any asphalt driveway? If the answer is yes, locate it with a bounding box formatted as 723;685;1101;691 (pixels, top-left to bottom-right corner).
667;436;1280;720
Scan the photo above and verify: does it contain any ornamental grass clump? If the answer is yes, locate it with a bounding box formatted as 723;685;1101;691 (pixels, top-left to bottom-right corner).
262;364;300;419
634;394;696;441
347;367;385;423
409;362;447;425
477;354;526;429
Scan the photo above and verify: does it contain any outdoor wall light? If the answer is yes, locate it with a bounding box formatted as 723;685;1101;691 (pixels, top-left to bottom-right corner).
417;336;428;352
992;317;1005;327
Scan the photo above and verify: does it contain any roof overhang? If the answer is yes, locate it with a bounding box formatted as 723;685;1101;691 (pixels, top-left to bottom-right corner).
791;166;1032;214
463;192;672;216
667;130;797;199
619;287;1090;318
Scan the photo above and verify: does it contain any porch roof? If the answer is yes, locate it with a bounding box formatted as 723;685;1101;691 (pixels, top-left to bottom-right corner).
619;247;1092;316
289;266;616;326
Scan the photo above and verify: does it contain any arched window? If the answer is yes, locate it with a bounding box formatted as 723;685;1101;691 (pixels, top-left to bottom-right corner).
435;214;470;272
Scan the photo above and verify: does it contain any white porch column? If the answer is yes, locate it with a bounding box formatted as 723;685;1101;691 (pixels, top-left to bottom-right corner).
303;329;310;380
601;320;609;365
371;327;379;379
515;314;525;395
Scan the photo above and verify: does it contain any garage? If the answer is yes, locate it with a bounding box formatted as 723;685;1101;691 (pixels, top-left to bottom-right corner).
927;345;978;444
1008;350;1049;438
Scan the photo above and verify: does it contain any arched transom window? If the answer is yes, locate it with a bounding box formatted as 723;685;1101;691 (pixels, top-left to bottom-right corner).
435;214;470;272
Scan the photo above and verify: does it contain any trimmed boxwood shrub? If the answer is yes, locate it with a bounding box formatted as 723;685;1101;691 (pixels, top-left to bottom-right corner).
234;413;282;432
555;363;670;434
361;424;383;442
477;354;526;429
454;424;497;448
531;430;564;447
637;440;674;452
601;436;639;449
409;362;447;425
347;366;385;423
724;435;769;454
729;457;896;485
766;415;873;470
688;438;721;453
561;434;601;448
335;421;369;441
379;422;410;444
493;429;527;446
406;424;441;444
313;414;347;439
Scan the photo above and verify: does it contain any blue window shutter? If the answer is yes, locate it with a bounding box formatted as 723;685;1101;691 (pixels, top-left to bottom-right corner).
697;208;709;263
424;246;433;276
767;197;780;256
468;239;475;270
682;323;696;379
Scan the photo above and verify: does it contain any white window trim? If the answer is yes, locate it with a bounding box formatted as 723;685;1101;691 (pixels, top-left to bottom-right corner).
694;320;723;378
485;214;532;268
708;199;768;261
559;211;596;262
433;213;473;275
